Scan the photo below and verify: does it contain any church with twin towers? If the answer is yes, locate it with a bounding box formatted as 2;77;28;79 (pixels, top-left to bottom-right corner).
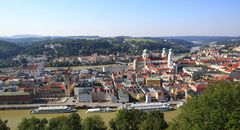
133;48;175;72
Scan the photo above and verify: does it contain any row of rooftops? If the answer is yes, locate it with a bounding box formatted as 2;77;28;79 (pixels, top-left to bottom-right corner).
0;44;239;103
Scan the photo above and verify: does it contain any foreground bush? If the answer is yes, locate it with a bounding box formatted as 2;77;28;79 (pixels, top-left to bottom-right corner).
168;81;240;130
18;117;48;130
18;113;81;130
109;109;167;130
82;115;107;130
0;118;10;130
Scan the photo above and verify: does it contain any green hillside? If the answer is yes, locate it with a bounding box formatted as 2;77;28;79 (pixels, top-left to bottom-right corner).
0;40;23;59
0;37;194;59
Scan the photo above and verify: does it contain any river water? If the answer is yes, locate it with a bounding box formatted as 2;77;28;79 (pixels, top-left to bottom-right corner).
0;109;115;130
0;109;179;130
190;46;202;52
174;45;203;60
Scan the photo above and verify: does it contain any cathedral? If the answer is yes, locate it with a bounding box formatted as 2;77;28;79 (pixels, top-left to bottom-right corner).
133;48;175;73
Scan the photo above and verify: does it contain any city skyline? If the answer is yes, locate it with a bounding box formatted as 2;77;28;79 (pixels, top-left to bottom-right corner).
0;0;240;37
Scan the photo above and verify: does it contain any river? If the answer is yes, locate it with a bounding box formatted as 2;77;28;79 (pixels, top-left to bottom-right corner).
0;109;115;130
0;109;180;130
190;46;202;52
173;45;203;60
45;64;117;71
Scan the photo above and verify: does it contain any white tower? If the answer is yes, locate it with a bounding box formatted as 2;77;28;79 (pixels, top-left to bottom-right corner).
162;48;166;57
142;49;149;59
133;59;137;70
168;49;173;67
142;49;149;67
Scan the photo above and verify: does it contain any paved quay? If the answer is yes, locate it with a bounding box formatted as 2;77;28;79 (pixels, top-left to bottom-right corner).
0;102;121;110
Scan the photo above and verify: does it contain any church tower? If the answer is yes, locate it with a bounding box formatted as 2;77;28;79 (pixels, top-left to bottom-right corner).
142;49;149;67
142;49;149;59
168;49;173;67
162;48;166;57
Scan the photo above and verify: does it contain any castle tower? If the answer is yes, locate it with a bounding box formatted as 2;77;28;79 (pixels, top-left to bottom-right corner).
162;48;166;57
168;49;173;67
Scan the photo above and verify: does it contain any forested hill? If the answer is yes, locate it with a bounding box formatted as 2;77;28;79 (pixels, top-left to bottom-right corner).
0;37;193;58
20;38;193;57
0;40;24;59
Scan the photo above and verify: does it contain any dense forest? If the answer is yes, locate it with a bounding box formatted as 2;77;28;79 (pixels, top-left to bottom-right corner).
0;40;24;59
0;37;194;59
21;38;193;56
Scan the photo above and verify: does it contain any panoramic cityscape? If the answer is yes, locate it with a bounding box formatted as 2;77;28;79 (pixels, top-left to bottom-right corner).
0;0;240;130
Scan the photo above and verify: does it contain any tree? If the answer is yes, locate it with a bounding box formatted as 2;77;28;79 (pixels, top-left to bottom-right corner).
82;115;107;130
18;113;81;130
62;112;82;130
18;117;48;130
48;116;67;130
109;109;147;130
139;110;168;130
168;81;240;130
0;118;10;130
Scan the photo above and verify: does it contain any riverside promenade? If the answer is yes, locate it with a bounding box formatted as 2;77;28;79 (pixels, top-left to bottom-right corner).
0;102;121;110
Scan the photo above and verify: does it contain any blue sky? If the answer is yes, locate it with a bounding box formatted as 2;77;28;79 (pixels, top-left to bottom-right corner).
0;0;240;36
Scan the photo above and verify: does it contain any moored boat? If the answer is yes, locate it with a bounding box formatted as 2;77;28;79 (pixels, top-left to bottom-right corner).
31;106;76;114
86;107;115;113
119;102;175;112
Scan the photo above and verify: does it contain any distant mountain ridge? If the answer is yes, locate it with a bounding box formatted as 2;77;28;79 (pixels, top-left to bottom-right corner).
161;36;240;42
0;35;100;39
0;35;100;46
1;35;240;46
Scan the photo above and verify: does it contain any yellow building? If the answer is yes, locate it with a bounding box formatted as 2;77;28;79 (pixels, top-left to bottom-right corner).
146;77;162;87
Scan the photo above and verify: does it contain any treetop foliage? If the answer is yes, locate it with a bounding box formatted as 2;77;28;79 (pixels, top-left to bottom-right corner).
168;81;240;130
109;109;167;130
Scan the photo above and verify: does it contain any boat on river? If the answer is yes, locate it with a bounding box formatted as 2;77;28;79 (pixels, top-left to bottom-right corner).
119;102;175;112
31;106;76;114
86;107;115;113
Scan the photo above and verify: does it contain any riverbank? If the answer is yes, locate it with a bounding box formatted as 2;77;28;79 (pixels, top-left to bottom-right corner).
0;109;180;130
0;101;121;110
45;64;117;71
